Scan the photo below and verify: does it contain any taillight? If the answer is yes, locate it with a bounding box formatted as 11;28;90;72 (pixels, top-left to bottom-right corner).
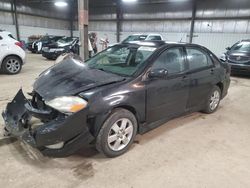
15;41;22;48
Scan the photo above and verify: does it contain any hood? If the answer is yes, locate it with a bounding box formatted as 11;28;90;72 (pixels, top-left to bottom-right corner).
33;56;125;101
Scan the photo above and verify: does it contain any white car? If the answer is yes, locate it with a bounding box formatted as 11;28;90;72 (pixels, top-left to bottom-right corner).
122;33;163;43
0;31;25;74
109;33;164;47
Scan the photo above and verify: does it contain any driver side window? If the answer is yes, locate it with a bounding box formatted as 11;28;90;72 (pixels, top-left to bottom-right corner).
152;47;185;74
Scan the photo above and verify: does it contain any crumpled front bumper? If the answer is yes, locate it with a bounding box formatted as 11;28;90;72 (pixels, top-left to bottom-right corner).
2;89;94;157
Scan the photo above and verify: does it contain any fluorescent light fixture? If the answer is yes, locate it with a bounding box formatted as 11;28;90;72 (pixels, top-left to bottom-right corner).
122;0;137;3
54;1;68;7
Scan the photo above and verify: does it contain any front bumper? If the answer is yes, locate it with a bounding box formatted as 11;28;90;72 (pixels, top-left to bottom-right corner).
42;50;64;60
2;89;94;157
229;62;250;74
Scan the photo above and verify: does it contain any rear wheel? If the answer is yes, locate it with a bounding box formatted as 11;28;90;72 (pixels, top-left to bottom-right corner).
203;86;221;114
2;56;22;74
96;108;137;157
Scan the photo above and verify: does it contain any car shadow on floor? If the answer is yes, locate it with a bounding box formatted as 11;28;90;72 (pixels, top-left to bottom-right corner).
3;111;211;171
231;73;250;79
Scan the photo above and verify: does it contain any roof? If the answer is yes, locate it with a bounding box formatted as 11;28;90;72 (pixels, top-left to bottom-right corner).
124;40;187;48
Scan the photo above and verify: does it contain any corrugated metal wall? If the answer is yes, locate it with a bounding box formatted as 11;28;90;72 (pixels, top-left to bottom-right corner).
0;0;250;55
0;0;71;41
88;0;250;55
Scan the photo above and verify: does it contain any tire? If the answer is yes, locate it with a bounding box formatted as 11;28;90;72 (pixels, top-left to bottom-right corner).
202;86;221;114
2;56;22;75
96;108;138;157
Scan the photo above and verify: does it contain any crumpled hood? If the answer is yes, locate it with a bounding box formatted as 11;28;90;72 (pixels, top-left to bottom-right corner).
33;56;125;101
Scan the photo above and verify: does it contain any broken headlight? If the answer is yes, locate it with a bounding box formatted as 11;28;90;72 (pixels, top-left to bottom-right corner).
45;96;87;114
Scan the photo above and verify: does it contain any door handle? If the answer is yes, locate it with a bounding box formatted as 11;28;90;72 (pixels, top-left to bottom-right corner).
210;68;214;74
182;75;188;81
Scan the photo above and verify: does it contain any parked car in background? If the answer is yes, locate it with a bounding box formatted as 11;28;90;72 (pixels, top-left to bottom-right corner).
27;35;62;54
220;40;250;75
0;30;25;74
122;33;163;43
2;41;230;157
42;37;79;60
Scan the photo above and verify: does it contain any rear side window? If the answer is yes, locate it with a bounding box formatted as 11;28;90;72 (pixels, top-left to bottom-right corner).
0;35;2;40
147;36;162;40
8;34;15;39
186;48;213;70
152;47;185;74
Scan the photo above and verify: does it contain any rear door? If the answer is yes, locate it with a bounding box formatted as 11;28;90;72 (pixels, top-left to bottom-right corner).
0;34;8;59
185;46;216;110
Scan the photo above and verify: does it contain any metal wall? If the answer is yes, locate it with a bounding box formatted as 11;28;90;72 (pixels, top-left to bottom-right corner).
0;0;71;41
88;0;250;55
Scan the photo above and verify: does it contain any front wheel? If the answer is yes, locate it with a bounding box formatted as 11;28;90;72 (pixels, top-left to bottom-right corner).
203;86;221;114
96;108;137;157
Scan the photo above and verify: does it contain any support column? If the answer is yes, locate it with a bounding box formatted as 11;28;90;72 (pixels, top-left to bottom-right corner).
69;1;74;37
13;0;20;41
189;0;196;43
116;0;122;43
78;0;89;60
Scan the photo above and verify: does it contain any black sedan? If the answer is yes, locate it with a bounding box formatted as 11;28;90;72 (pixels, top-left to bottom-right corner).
2;41;230;157
221;40;250;75
42;37;79;60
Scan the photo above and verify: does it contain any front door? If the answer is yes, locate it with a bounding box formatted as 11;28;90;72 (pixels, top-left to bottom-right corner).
146;47;189;123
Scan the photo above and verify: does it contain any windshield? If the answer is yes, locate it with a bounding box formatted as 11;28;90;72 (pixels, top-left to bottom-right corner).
231;41;250;52
122;35;148;43
86;45;156;76
57;37;74;44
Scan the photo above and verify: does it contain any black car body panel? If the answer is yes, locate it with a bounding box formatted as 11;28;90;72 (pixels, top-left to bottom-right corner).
2;42;230;157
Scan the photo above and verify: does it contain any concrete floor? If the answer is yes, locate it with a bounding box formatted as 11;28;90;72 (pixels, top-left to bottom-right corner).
0;53;250;188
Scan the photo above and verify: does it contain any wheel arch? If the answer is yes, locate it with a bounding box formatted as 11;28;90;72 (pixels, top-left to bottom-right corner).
91;104;140;137
216;82;224;95
1;54;23;68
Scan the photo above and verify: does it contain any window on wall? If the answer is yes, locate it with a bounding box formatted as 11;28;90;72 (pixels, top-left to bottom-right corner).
152;47;185;74
186;48;213;70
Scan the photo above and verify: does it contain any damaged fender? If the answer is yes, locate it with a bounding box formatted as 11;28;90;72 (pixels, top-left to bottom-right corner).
2;89;94;157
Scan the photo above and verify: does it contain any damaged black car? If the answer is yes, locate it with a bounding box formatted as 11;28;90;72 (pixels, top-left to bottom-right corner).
2;41;230;158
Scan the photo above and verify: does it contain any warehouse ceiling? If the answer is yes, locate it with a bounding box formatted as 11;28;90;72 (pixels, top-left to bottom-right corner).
17;0;250;8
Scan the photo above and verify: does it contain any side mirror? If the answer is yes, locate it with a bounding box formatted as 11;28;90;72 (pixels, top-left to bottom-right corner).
226;47;231;51
148;68;168;79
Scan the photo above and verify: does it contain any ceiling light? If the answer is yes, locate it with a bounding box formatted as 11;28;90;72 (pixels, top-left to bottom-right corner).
54;1;68;7
122;0;137;3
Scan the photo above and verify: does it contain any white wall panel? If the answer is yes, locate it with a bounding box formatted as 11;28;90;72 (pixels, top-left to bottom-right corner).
235;20;248;33
0;12;13;25
0;24;70;42
19;25;71;42
192;33;250;56
0;24;16;36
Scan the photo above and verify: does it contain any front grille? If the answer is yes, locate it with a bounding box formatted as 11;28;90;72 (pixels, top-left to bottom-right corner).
229;55;250;63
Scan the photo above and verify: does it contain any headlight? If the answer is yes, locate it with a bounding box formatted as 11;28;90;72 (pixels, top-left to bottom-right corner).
45;96;87;113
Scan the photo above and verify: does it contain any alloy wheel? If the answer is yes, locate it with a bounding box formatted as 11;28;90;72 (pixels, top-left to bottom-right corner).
210;90;220;111
6;59;21;74
107;118;134;151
